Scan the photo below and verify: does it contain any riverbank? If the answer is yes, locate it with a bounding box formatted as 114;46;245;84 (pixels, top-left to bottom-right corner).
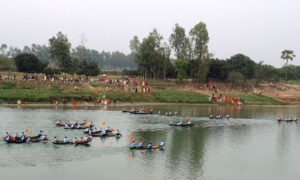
0;77;296;105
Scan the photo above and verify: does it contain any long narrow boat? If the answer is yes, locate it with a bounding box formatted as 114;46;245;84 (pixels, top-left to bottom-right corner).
277;119;298;122
169;123;193;127
64;126;89;130
56;122;87;127
129;145;163;150
130;112;153;115
91;133;122;138
53;138;92;145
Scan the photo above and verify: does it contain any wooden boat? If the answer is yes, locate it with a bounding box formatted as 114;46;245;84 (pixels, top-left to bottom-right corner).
52;140;73;145
56;122;87;127
130;111;153;115
75;138;92;145
83;130;102;134
91;133;122;138
129;145;163;150
278;119;298;122
3;137;48;143
169;123;193;127
64;126;89;130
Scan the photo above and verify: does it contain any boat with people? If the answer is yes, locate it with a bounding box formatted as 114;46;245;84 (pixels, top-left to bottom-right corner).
169;119;193;127
3;131;48;143
52;136;92;145
277;116;298;122
129;140;165;150
56;120;87;127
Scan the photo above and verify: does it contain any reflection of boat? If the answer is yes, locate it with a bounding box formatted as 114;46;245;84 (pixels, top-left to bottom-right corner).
129;145;163;150
169;123;193;127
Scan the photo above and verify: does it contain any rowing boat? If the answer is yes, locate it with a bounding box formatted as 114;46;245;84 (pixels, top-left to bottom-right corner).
91;133;122;138
278;119;298;122
169;123;193;127
129;145;163;150
130;112;153;115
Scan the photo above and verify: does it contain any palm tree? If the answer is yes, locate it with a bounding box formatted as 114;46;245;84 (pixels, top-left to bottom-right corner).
281;50;296;83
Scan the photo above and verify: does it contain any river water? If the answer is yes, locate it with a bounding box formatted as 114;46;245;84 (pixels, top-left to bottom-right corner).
0;104;299;180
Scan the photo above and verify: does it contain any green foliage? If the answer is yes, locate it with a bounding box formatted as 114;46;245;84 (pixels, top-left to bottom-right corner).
227;54;256;80
175;60;189;83
0;56;16;71
226;72;244;87
1;82;17;89
49;32;72;73
14;53;47;73
78;60;100;76
152;90;210;103
89;82;102;87
281;50;296;83
169;23;190;59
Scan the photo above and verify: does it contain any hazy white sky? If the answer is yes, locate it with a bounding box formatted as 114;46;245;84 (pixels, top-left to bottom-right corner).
1;0;299;67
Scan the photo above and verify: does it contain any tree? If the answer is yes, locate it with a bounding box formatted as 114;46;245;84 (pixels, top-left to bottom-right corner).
281;50;296;82
226;54;256;82
14;53;47;73
169;23;190;60
189;22;210;82
0;44;8;56
78;60;100;77
49;32;72;73
175;60;189;83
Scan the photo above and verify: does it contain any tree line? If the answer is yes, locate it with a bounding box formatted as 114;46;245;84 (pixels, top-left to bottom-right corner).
129;22;298;84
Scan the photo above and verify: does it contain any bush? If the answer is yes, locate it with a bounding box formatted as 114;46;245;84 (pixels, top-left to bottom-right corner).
1;82;17;89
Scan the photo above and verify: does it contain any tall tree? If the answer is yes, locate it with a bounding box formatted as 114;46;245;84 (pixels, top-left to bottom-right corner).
281;50;296;82
169;23;189;60
189;22;210;82
49;32;72;73
14;53;47;73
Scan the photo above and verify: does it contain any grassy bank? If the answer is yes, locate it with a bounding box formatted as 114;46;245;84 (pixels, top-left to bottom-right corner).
222;93;285;105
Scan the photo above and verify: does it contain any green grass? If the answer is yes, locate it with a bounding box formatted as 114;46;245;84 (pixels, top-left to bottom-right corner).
222;93;285;105
151;90;211;103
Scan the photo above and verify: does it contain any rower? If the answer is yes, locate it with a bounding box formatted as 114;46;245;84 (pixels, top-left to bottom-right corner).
41;135;47;140
56;120;61;125
226;114;230;119
26;137;31;143
90;122;94;128
116;129;121;135
106;126;110;131
277;116;281;121
85;128;89;132
71;124;75;128
294;117;297;120
77;124;82;128
147;143;152;149
21;135;25;142
166;112;168;116
187;120;191;124
285;117;289;121
37;130;42;137
174;112;178;116
4;132;8;138
138;141;143;148
63;136;68;143
6;135;10;142
65;123;69;128
20;132;25;138
177;121;182;126
53;136;58;143
97;127;102;132
131;141;136;148
92;127;97;133
209;114;213;119
13;133;17;138
159;140;165;147
67;121;70;125
158;111;161;114
169;112;172;116
100;130;107;136
84;136;88;141
170;119;174;125
73;137;78;144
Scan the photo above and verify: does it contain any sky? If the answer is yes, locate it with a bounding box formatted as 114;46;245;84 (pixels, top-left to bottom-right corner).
0;0;299;67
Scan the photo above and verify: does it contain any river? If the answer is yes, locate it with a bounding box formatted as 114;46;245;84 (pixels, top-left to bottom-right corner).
0;104;299;180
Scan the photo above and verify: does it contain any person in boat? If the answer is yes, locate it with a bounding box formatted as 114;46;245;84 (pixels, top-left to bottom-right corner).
106;126;110;131
285;117;289;121
71;123;75;128
73;137;78;144
20;132;25;139
56;120;61;125
147;143;152;149
26;137;31;143
174;112;178;116
100;130;107;136
21;135;25;142
53;136;58;143
6;135;10;142
131;141;136;148
41;135;47;140
150;109;153;113
294;117;297;121
84;136;88;142
277;116;281;121
226;114;230;119
170;119;174;125
67;121;70;125
169;112;172;116
138;141;143;148
92;127;97;133
209;114;213;119
77;124;82;129
177;121;182;126
90;122;94;128
85;128;89;133
139;108;143;114
165;112;169;116
97;127;102;132
65;123;69;128
187;120;191;124
122;108;126;112
37;130;43;137
88;130;92;135
4;132;8;138
63;137;68;143
158;111;161;115
116;129;121;135
159;140;165;147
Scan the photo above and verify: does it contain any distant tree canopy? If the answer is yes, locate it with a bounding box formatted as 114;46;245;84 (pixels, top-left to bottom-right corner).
14;53;47;73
